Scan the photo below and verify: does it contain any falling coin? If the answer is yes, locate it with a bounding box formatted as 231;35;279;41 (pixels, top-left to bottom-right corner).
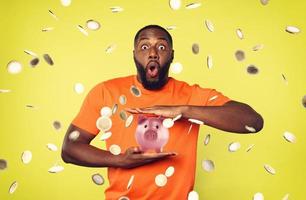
110;6;124;13
163;118;174;128
112;104;118;114
285;26;300;34
281;74;288;85
21;150;32;164
264;164;276;175
0;89;11;93
170;62;183;74
155;174;167;187
130;85;141;97
192;43;200;54
53;120;61;130
208;95;218;101
187;124;193;134
43;54;54;65
188;118;204;125
46;143;58;151
77;25;88;36
246;65;259;75
119;95;127;105
172;114;182;122
207;55;213;69
96;116;112;132
109;144;121;155
69;130;80;141
204;134;211;145
205;19;214;32
74;83;84;94
42;27;54;32
253;192;264;200
48;10;58;20
100;131;112;141
125;115;134;128
8;181;18;194
188;191;199;200
30;58;39;67
166;25;177;30
92;173;104;185
86;20;101;31
7;60;22;74
119;110;128;121
235;50;245;61
100;106;112;117
186;2;201;9
252;44;264;51
48;165;64;173
24;50;37;57
105;44;116;53
260;0;269;5
127;175;135;189
283;131;296;143
61;0;71;7
169;0;181;10
202;160;215;172
165;166;175;177
118;196;130;200
0;159;8;170
236;28;244;39
282;193;289;200
228;142;241;152
246;144;255;152
302;95;306;108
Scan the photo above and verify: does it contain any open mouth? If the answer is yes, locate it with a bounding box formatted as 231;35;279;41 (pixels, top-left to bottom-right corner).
146;61;160;78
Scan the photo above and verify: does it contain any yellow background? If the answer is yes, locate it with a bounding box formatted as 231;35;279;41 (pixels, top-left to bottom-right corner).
0;0;305;199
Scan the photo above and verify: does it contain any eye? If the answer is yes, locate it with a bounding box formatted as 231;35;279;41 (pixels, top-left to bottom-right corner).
158;45;166;50
144;125;148;128
156;125;159;129
141;44;149;50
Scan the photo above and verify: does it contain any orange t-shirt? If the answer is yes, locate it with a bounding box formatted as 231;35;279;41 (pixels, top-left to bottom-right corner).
72;75;231;200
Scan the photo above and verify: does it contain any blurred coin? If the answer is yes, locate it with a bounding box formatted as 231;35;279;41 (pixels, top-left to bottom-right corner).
0;89;11;93
24;50;37;57
125;115;134;128
188;191;199;200
8;181;18;194
119;110;128;121
260;0;269;5
155;174;167;187
110;6;124;13
48;10;58;20
165;166;175;177
61;0;72;7
53;120;61;130
208;95;218;101
264;164;276;175
21;150;32;164
130;85;141;97
246;144;255;152
285;26;300;34
283;131;296;143
43;54;54;65
127;175;134;189
192;43;199;54
172;114;182;122
100;106;112;117
245;125;256;132
48;165;64;173
302;95;306;108
74;83;84;94
118;197;130;200
46;143;58;151
96;116;112;132
188;118;204;125
105;44;116;53
112;104;118;114
202;160;214;172
246;65;259;75
30;58;39;67
170;62;183;74
207;55;213;69
205;19;214;32
163;118;174;128
0;159;8;170
236;28;244;39
166;25;177;30
235;50;245;61
186;2;201;9
282;74;288;85
69;130;80;141
100;131;112;141
252;44;264;51
7;60;22;74
86;20;101;31
187;124;193;134
228;142;241;152
204;134;210;145
119;95;127;105
169;0;181;10
77;25;88;36
282;194;289;200
92;173;104;185
253;192;264;200
42;27;54;32
109;144;121;155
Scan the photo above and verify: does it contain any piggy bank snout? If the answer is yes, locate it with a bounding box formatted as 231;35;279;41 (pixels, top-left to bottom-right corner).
144;130;158;141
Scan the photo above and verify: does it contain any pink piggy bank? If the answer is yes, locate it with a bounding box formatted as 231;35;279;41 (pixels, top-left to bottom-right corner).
135;115;169;153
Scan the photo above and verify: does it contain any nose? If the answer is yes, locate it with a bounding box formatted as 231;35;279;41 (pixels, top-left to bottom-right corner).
149;47;159;60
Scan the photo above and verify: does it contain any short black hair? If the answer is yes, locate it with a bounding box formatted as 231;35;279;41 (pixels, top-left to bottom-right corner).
134;25;173;48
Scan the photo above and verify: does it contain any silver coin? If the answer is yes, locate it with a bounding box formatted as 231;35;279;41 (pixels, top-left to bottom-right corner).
119;95;127;105
204;134;210;145
69;130;80;141
110;6;124;13
204;19;214;32
92;173;104;185
252;44;264;51
163;118;174;128
24;50;37;57
188;118;204;125
202;160;214;172
7;60;22;74
21;150;32;164
246;65;259;75
169;0;181;10
42;27;54;32
282;194;290;200
77;25;89;36
245;125;256;132
125;115;134;128
246;144;255;152
235;50;245;61
302;95;306;108
100;106;112;117
188;191;199;200
166;25;177;30
286;26;300;34
61;0;71;7
0;159;8;170
264;164;276;175
118;196;130;200
48;10;58;20
53;121;61;130
112;104;118;114
105;44;116;53
282;74;288;85
172;114;182;122
74;83;85;94
86;19;101;31
170;62;183;74
236;28;244;39
96;116;112;132
260;0;269;5
8;181;18;194
130;85;141;97
208;95;218;101
253;192;264;200
48;165;64;173
30;57;39;67
46;143;58;151
127;175;134;189
207;55;213;69
283;131;296;143
0;89;11;93
119;110;128;121
192;43;199;54
165;166;175;177
43;54;54;65
155;174;167;187
100;131;112;141
228;142;241;152
186;2;201;9
109;144;121;155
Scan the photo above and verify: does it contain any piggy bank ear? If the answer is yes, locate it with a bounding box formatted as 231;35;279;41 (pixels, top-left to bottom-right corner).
138;115;147;124
157;116;165;123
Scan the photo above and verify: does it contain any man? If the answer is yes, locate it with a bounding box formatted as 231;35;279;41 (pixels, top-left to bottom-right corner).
61;25;264;199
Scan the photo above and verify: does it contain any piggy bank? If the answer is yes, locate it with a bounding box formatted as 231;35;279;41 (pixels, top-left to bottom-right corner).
135;115;169;153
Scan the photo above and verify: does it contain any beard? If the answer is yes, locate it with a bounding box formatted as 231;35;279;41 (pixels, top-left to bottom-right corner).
133;56;173;90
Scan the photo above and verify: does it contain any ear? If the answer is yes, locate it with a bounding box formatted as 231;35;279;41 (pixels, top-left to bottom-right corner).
138;115;147;124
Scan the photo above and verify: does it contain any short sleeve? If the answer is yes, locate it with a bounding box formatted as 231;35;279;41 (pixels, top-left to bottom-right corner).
71;83;105;135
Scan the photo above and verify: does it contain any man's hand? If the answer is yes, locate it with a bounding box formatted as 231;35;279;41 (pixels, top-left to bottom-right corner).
119;147;177;169
125;105;187;118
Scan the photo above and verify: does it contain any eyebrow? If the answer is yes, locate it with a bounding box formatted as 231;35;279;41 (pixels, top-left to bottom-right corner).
138;37;169;42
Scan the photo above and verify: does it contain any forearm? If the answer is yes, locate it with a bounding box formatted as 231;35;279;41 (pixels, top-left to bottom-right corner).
181;102;264;133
